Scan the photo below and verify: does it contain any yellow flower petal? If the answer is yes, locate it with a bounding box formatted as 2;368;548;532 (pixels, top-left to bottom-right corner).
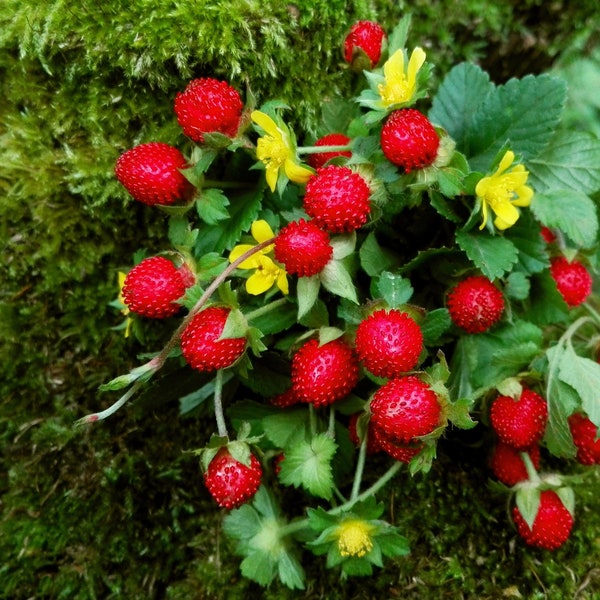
251;110;279;136
276;270;289;295
264;163;279;192
229;244;261;268
496;150;515;175
492;201;520;230
513;185;534;207
284;158;313;185
383;49;405;83
407;47;426;85
246;270;275;295
251;219;275;244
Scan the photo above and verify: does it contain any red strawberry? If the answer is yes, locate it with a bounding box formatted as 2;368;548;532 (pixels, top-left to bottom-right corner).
204;447;262;509
549;256;592;307
115;142;194;206
371;426;422;463
447;275;505;334
354;309;423;378
348;413;383;455
343;20;387;70
291;337;359;408
512;490;574;550
490;441;541;487
174;78;243;143
181;306;246;372
303;165;371;233
490;388;548;450
273;219;333;277
308;133;352;169
369;375;441;444
380;109;440;172
540;226;557;244
122;256;190;318
270;387;301;409
568;412;600;465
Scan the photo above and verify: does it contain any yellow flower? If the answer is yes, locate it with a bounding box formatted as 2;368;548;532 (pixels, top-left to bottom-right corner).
476;150;534;230
117;272;133;338
251;110;313;192
229;220;289;295
377;47;426;108
336;519;375;557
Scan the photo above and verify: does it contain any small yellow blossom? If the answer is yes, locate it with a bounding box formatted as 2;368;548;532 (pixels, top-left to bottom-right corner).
117;272;133;338
476;150;534;230
336;519;375;557
229;220;289;295
377;47;426;108
251;110;313;192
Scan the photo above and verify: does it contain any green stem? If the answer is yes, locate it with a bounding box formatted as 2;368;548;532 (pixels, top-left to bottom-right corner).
350;435;368;501
308;404;318;437
296;144;352;155
584;302;600;327
213;369;228;438
244;297;289;322
520;451;540;483
327;407;336;439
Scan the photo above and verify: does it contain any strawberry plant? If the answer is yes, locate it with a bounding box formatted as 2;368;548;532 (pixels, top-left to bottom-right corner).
85;14;600;589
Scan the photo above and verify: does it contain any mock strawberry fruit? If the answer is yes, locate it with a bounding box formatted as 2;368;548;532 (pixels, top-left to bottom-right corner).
568;412;600;465
269;387;301;409
354;309;423;378
348;412;383;455
447;275;505;334
540;226;557;244
122;256;190;318
203;447;262;509
115;142;194;206
291;337;359;407
308;133;352;169
343;20;387;70
369;375;442;444
303;165;371;233
549;256;593;307
174;77;243;143
181;306;246;372
273;219;333;277
490;388;548;450
490;441;541;487
371;426;423;463
380;109;440;173
512;490;574;550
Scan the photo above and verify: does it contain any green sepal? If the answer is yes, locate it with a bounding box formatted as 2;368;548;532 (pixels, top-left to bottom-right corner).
515;485;541;531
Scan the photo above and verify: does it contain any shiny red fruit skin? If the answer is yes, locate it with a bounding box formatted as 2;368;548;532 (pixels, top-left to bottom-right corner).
568;412;600;465
291;338;359;408
549;256;592;307
204;448;262;509
115;142;194;206
303;165;371;233
371;425;423;463
274;219;333;276
380;109;440;172
447;275;505;334
369;375;441;444
490;441;541;487
174;77;243;143
490;388;548;450
122;256;188;318
512;490;574;550
181;306;246;372
354;309;423;378
344;20;387;69
308;133;352;169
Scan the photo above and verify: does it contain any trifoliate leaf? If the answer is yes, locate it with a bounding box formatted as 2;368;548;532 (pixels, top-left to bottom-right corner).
455;229;519;280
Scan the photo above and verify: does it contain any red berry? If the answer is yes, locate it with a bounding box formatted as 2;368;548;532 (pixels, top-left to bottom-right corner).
512;490;574;551
550;256;592;307
369;376;441;444
181;306;246;372
371;426;423;463
174;78;243;143
308;133;352;169
115;142;194;206
490;388;548;450
354;309;423;378
270;387;301;409
447;275;505;334
303;165;371;233
490;441;541;487
540;226;557;244
568;413;600;465
343;20;387;69
122;256;190;318
203;448;262;509
380;109;440;173
274;219;333;276
348;413;383;455
291;338;359;408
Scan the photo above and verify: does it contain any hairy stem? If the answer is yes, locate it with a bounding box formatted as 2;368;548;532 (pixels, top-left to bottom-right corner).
213;369;228;438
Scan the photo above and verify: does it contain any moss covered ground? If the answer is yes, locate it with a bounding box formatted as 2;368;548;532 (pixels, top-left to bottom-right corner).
1;1;600;597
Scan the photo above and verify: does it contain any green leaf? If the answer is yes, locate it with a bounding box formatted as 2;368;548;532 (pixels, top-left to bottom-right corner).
508;216;550;275
528;271;569;326
262;409;310;448
528;131;600;195
297;275;321;320
359;232;398;276
330;231;356;260
320;98;357;134
386;13;411;54
530;190;598;249
515;487;541;531
455;230;519;280
376;271;413;307
196;252;229;282
168;214;198;249
320;260;358;304
249;301;297;335
196;188;230;225
219;308;248;340
467;74;567;170
278;433;337;500
504;271;530;300
420;308;452;345
276;547;306;590
446;397;477;430
429;63;494;150
179;371;234;415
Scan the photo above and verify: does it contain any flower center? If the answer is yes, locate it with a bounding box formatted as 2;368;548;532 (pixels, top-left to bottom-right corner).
337;519;374;557
257;135;288;167
379;79;411;105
